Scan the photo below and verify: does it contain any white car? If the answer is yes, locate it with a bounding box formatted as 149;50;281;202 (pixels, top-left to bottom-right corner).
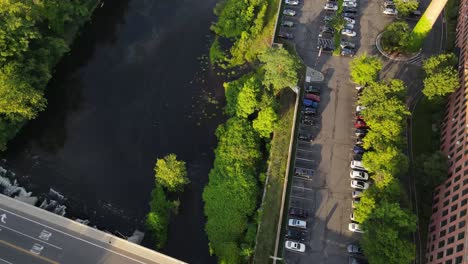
343;17;356;24
347;244;364;254
383;8;398;15
283;9;297;16
285;0;300;5
356;105;366;112
350;160;367;171
342;29;357;37
289;219;307;229
350;170;369;180
352;190;363;198
351;180;370;190
348;223;364;233
324;3;338;10
344;23;355;30
343;1;357;7
285;240;306;252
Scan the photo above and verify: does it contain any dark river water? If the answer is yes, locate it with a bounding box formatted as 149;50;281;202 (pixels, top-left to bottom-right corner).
2;0;222;263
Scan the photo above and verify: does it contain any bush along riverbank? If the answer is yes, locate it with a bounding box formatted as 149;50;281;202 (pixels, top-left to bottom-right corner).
203;0;303;262
0;0;99;151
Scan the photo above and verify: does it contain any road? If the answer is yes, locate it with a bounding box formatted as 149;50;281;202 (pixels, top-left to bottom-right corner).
0;195;184;264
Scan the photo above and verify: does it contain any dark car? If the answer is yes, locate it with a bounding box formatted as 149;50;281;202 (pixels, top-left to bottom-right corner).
278;32;294;39
356;137;364;145
340;40;356;49
302;107;317;115
285;229;306;241
354;153;363;161
305;86;321;94
289;207;309;218
355;128;367;137
343;7;358;13
353;145;365;154
340;48;355;57
342;12;356;19
320;26;335;34
299;133;314;142
301;118;315;125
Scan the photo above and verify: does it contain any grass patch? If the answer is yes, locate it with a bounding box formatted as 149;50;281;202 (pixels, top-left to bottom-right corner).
253;88;296;264
332;0;344;55
444;0;460;51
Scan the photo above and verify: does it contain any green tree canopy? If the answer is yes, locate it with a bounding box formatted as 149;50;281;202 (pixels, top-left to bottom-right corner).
145;185;172;248
422;53;459;100
154;154;189;192
236;77;261;118
362;146;408;176
259;47;299;93
253;106;278;138
349;55;383;86
381;21;411;53
211;0;264;38
423;53;458;75
415;151;448;189
393;0;419;17
359;79;406;107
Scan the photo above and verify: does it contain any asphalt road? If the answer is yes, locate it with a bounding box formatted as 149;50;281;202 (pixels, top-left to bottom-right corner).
0;195;184;264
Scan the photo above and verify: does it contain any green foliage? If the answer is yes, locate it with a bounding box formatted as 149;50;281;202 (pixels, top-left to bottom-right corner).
415;151;448;189
154;154;189;192
145;185;172;248
259;47;299;93
236;77;262;118
393;0;419;17
381;21;411;53
328;15;345;31
422;53;459;100
209;37;226;65
349;55;383;85
211;0;264;38
362;146;408;176
0;0;92;150
253;106;278;138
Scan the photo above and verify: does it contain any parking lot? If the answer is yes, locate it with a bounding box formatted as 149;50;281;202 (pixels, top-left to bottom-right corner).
278;0;395;262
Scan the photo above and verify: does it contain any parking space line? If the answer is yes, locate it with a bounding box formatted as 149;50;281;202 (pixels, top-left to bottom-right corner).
292;185;315;191
296;148;314;153
290;195;315;201
295;157;315;162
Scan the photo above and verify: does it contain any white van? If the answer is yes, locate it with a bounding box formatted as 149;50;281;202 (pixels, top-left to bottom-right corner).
350;160;367;171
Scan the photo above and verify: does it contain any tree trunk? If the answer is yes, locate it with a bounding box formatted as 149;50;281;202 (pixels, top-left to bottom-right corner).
409;0;448;51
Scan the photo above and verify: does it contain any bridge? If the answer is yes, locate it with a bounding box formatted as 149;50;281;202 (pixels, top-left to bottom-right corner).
0;194;185;264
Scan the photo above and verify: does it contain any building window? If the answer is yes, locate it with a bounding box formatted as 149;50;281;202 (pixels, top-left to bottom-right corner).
449;225;456;233
443;209;449;216
437;251;444;259
434;206;439;213
446;260;453;264
444;200;450;207
450;215;457;222
445;190;452;198
439;240;446;248
463;188;468;195
460;209;467;217
459;221;466;228
452;194;460;202
464;178;468;185
451;204;458;212
454;175;461;183
461;199;468;206
453;184;460;192
456;243;464;252
442;220;448;227
441;230;447;237
447;181;453;188
458;232;464;240
455;256;463;264
446;247;454;256
430;225;436;232
448;236;455;244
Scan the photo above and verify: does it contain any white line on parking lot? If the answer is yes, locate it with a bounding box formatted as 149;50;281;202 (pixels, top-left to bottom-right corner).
290;195;315;201
296;148;314;153
292;185;315;191
295;157;315;162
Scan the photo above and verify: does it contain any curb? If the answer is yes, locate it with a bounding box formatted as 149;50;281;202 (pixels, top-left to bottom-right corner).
375;33;421;61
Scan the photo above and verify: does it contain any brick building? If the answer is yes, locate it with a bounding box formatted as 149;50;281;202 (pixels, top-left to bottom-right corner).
425;1;468;263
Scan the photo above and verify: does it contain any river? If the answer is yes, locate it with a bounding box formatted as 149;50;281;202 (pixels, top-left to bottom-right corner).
1;0;222;263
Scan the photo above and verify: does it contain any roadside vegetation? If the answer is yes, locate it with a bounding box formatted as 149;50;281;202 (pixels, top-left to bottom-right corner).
421;53;458;100
204;0;303;262
393;0;419;17
0;0;97;151
146;154;188;248
350;55;418;264
331;0;345;55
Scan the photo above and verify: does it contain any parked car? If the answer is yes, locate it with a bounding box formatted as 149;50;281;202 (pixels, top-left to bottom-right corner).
347;244;364;254
356;105;366;112
353;145;365;154
383;1;395;7
283;9;297;16
342;29;357;37
340;48;355;57
305;93;321;102
285;240;306;252
342;13;356;19
303;99;319;108
348;223;364;233
324;3;338;10
353;153;363;161
350;170;369;180
351;198;360;208
350;160;367;171
323;15;334;22
343;17;356;24
281;20;295;27
355;129;368;137
351;180;370;190
305;86;321;94
356;137;364;145
318;45;335;52
340;41;356;49
285;0;300;5
383;8;398;15
354;119;367;128
343;7;358;13
408;10;422;19
352;190;362;198
289;207;308;218
295;167;314;178
344;23;355;30
349;256;367;264
278;33;294;39
302;108;317;116
288;219;307;229
299;133;313;142
301;118;315;125
343;1;357;7
285;229;306;241
320;26;336;34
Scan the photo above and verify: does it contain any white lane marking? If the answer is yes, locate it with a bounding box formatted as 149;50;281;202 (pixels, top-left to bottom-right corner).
0;208;148;264
290;195;315;201
0;257;13;264
0;224;62;250
296;148;314;153
295;157;315;162
292;185;315;191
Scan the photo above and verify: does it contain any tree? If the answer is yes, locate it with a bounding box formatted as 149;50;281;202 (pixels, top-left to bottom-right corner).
422;53;458;75
354;193;376;223
253;106;278;138
393;0;419;17
362;146;408;176
259;47;299;93
359;80;406;107
409;0;449;51
236;77;261;118
145;185;172;248
328;15;345;31
154;154;189;192
415;151;448;189
381;21;411;53
422;68;459;99
349;55;383;86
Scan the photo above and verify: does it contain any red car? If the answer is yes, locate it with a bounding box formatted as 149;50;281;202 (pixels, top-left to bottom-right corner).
354;119;367;128
304;93;321;102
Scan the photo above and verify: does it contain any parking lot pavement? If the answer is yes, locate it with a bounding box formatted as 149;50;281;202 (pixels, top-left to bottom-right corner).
278;0;395;262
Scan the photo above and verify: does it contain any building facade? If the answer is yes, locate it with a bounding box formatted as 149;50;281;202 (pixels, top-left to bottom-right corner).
425;1;468;263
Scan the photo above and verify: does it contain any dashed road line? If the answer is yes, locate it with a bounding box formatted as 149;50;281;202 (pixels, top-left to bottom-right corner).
0;224;62;250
